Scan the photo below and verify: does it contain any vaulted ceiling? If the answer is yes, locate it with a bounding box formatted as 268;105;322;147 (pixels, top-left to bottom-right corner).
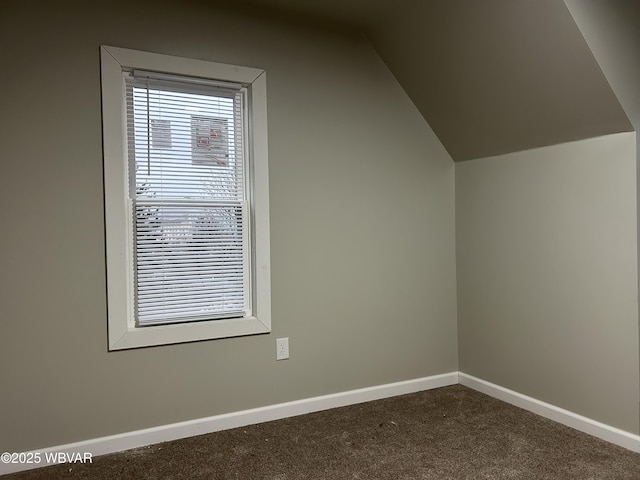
224;0;634;161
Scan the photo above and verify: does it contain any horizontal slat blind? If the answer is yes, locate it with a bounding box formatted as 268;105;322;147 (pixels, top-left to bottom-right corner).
125;73;248;326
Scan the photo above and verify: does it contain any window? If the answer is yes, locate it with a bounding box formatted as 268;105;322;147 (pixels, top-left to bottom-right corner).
101;46;271;350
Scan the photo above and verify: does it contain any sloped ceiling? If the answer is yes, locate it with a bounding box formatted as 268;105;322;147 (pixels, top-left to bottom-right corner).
564;0;640;128
225;0;633;161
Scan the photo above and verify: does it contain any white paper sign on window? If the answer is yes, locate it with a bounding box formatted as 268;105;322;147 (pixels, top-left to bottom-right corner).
151;119;172;149
191;115;229;166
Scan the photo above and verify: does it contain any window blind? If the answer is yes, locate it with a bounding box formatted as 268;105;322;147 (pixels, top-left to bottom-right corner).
125;72;249;326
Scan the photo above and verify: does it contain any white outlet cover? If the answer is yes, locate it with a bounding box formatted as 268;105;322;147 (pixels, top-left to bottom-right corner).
276;337;289;360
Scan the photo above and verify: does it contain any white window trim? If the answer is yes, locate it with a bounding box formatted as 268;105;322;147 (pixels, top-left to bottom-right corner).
101;45;271;350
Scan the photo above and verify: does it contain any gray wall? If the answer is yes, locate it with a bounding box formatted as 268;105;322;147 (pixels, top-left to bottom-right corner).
456;132;639;432
564;0;640;433
0;1;458;452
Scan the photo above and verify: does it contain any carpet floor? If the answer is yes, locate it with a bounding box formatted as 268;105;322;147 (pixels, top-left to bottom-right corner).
4;385;640;479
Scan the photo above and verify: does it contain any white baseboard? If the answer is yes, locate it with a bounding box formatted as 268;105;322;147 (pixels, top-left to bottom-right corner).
5;371;639;475
459;372;640;453
0;372;458;475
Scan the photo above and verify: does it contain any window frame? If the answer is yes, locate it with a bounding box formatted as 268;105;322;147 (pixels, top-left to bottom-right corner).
101;45;271;350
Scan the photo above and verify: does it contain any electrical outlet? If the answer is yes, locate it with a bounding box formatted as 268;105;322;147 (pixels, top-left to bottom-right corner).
276;337;289;360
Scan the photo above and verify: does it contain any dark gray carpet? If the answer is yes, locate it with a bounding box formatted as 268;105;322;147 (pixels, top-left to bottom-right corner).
4;385;640;479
